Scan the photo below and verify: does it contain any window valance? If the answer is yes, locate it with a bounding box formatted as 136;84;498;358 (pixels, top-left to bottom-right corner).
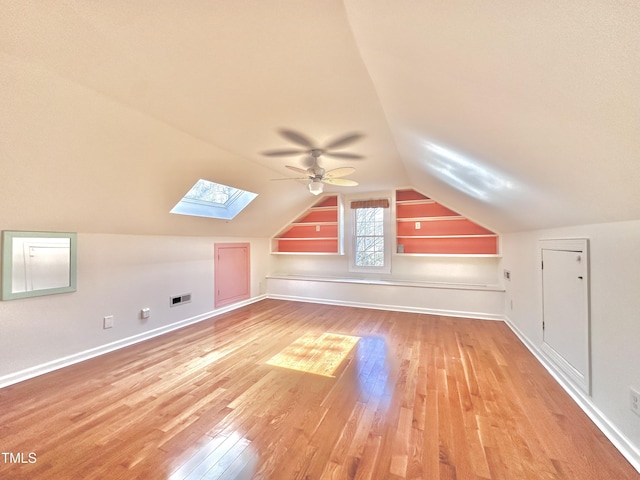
350;199;390;209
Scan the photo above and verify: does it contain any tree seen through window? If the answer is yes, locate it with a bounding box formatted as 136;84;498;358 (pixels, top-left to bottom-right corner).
354;207;385;267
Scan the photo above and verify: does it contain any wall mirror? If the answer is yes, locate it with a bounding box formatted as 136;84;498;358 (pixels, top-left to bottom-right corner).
1;231;77;300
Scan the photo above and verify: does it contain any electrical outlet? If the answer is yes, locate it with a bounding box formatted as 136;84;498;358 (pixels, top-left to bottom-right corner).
141;308;151;319
103;315;114;329
631;388;640;417
504;269;511;280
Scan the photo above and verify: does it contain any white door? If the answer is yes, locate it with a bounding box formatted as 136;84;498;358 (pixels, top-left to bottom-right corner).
541;239;590;393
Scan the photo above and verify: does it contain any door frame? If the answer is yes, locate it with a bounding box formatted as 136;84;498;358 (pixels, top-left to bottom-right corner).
214;242;250;308
539;238;591;394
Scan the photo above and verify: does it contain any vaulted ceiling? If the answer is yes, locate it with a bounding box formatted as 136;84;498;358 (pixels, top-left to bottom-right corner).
2;1;639;237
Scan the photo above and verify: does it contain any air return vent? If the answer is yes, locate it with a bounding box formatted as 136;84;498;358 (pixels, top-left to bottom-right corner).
170;293;191;307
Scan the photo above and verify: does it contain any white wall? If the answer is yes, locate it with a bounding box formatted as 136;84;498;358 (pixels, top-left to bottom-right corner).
0;233;271;383
502;220;640;469
267;276;504;321
268;253;504;320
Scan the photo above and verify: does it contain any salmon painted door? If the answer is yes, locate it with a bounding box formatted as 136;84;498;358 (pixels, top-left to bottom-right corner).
214;243;250;308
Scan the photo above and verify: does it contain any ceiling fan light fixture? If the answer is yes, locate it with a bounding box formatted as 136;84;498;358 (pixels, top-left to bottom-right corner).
308;179;323;195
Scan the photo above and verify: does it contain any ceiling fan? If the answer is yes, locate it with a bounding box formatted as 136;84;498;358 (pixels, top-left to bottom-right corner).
272;149;359;195
262;128;365;162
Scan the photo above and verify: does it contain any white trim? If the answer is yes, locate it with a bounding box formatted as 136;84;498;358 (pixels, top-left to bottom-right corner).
540;342;589;392
0;295;267;389
266;293;505;321
539;237;589;252
504;315;640;474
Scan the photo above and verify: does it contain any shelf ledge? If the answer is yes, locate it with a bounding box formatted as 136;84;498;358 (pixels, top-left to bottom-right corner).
276;237;338;241
397;234;497;239
266;274;504;292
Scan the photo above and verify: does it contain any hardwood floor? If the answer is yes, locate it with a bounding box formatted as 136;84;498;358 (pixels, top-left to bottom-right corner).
0;299;637;479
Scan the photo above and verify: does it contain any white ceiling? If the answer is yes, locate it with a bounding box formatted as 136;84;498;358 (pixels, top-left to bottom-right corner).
1;1;639;237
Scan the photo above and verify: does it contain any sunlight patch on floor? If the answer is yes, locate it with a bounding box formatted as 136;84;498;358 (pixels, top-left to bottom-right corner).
266;332;360;377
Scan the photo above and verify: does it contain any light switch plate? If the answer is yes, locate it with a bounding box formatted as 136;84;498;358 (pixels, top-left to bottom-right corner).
103;315;114;329
631;388;640;417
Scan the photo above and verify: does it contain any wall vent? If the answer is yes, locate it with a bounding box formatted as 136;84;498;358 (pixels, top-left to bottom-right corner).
170;293;192;307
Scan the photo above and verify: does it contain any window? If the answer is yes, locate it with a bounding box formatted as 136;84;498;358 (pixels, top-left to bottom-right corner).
349;198;391;273
170;179;257;220
183;180;242;206
354;207;384;266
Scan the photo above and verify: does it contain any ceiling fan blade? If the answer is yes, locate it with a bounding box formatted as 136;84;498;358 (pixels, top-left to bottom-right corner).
322;178;359;187
323;132;364;150
285;165;309;175
324;152;364;160
323;167;356;179
270;177;308;181
278;129;316;148
261;148;307;157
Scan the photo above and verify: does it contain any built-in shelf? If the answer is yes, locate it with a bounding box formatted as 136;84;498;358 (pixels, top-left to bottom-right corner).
271;195;344;254
395;188;499;255
271;189;499;256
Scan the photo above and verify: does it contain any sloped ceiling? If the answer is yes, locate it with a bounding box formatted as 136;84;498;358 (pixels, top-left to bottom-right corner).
1;1;639;237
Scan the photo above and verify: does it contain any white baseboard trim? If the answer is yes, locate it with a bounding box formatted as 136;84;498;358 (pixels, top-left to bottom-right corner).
266;293;505;321
503;315;640;474
0;295;267;389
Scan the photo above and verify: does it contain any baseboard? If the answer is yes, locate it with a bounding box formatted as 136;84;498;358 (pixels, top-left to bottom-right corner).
503;315;640;473
0;295;267;389
266;293;505;321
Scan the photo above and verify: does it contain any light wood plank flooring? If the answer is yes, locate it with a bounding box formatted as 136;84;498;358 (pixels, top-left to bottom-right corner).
0;299;637;479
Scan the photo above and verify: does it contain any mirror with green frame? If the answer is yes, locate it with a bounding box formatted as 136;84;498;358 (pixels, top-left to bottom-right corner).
1;231;77;301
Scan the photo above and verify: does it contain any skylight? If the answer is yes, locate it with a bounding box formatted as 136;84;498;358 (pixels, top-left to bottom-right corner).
170;179;257;220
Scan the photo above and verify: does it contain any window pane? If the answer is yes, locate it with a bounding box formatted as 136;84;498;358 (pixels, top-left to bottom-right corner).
171;179;258;220
355;218;368;235
354;206;385;268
